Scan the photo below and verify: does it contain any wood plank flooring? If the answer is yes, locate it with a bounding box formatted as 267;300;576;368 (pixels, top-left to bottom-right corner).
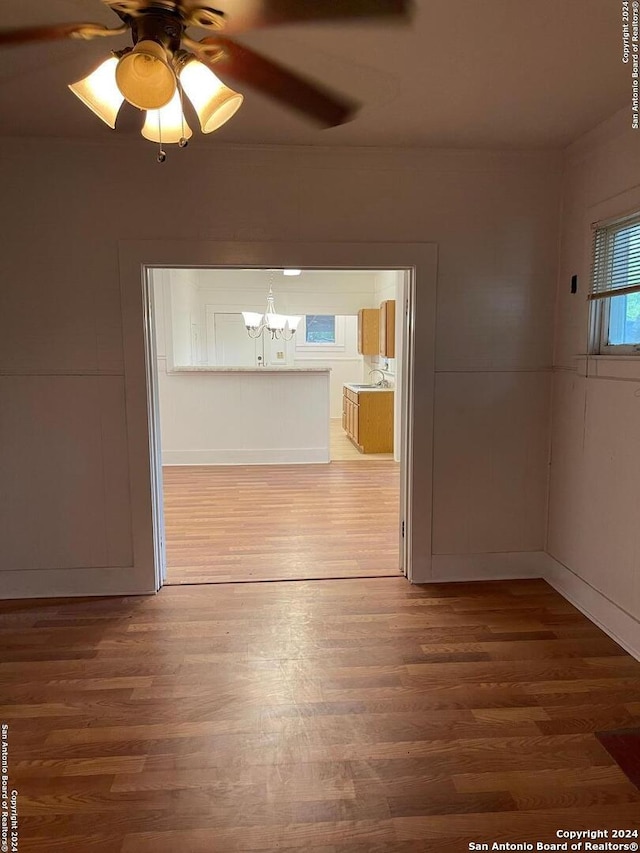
2;577;640;852
163;460;401;584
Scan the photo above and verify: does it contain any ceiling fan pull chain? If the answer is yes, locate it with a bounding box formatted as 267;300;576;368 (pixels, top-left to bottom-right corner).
156;111;166;163
178;83;189;149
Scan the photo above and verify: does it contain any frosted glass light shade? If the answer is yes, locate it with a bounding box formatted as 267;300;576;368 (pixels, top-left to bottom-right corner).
242;312;263;329
68;56;124;128
286;316;302;332
266;313;287;331
142;91;193;143
180;59;243;133
116;40;176;110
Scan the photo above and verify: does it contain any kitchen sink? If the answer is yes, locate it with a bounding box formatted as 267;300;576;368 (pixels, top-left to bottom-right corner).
345;383;391;390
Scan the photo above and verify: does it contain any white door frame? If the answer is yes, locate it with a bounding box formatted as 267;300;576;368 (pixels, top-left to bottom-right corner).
119;240;438;592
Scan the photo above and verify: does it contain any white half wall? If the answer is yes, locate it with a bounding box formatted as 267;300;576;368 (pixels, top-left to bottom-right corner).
157;367;330;465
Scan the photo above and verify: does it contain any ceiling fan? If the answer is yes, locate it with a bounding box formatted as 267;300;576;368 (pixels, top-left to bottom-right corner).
0;0;412;159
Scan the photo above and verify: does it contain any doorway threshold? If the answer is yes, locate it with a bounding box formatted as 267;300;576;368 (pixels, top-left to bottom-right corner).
163;572;403;587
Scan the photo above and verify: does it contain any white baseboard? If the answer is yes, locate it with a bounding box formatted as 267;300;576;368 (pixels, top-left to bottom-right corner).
162;448;330;465
429;551;639;661
0;567;155;599
430;551;549;582
3;553;638;662
541;553;640;661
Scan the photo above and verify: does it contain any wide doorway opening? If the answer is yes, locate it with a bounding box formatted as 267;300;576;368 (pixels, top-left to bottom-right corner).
148;266;410;585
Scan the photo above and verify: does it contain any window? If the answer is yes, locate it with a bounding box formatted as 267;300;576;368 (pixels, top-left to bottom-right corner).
305;314;336;344
607;292;640;346
295;315;347;354
591;213;640;354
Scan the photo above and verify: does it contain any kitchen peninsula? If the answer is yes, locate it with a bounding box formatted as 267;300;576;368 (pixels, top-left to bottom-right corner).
157;367;331;466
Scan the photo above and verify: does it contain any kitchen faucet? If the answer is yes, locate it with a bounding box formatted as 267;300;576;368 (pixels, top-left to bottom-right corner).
368;368;389;387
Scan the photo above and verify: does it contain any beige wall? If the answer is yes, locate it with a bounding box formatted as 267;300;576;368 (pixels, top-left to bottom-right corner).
0;138;561;595
548;108;640;634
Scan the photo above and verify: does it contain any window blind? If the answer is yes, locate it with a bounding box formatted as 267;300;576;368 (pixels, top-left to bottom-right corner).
589;212;640;301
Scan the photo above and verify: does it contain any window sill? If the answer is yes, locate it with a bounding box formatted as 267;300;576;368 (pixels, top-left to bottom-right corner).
575;355;640;380
589;354;640;359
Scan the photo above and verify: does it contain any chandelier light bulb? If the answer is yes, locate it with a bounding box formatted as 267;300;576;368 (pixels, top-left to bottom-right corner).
180;58;243;133
142;90;193;144
68;56;124;129
116;40;177;110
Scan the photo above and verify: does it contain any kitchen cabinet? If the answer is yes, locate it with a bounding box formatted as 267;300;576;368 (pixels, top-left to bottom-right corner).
342;386;393;453
379;299;396;357
342;390;359;444
358;308;380;355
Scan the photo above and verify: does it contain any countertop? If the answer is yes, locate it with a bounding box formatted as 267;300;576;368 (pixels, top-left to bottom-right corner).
170;366;331;374
344;383;394;393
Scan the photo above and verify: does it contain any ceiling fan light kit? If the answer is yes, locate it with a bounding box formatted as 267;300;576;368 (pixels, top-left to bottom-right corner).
2;0;413;162
115;39;177;109
141;88;193;143
69;43;241;157
179;57;243;134
68;55;124;128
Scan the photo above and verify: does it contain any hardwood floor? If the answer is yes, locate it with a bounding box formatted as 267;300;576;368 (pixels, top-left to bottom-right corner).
2;577;640;852
329;419;394;461
163;460;401;584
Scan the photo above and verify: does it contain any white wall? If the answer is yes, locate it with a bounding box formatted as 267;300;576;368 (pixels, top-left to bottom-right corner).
153;268;201;367
0;138;561;596
169;272;199;366
547;108;640;653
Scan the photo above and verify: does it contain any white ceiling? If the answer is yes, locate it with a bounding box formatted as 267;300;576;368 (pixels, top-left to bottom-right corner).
0;0;630;148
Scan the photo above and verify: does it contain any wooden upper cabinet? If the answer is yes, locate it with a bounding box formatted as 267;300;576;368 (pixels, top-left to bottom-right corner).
358;308;380;355
379;300;396;357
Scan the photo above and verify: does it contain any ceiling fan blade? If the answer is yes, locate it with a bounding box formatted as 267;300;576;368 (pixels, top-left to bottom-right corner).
189;36;358;127
215;0;413;34
0;22;127;48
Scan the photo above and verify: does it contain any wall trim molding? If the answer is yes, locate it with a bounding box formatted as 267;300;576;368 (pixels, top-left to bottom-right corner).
0;567;153;599
542;553;640;662
120;239;438;591
163;448;330;465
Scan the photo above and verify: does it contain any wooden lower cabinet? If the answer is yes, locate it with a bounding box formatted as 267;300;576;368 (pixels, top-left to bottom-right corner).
342;387;393;453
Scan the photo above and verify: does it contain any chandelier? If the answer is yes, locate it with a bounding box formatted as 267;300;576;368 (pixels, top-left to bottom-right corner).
242;277;301;342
